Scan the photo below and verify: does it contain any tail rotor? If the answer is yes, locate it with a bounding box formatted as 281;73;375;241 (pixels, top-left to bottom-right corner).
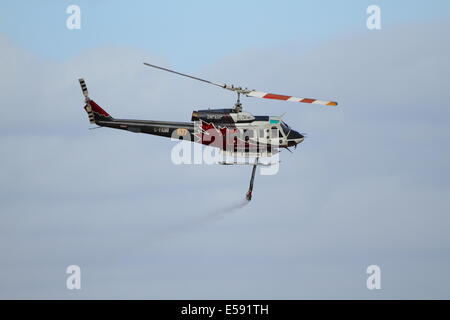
79;78;95;124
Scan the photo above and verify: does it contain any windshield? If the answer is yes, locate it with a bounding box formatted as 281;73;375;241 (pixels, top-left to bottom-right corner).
280;121;291;135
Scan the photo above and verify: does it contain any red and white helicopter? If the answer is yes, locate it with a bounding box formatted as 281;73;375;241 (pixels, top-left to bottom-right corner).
79;62;338;200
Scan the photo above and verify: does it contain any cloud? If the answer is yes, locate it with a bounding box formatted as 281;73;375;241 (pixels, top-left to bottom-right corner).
0;21;450;299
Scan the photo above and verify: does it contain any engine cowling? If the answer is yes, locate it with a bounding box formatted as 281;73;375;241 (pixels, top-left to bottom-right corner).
191;109;255;123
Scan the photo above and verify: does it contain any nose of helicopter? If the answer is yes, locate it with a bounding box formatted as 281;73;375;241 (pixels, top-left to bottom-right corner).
287;130;304;146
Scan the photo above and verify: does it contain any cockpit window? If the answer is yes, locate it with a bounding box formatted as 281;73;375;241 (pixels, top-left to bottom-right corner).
281;121;291;135
271;125;285;138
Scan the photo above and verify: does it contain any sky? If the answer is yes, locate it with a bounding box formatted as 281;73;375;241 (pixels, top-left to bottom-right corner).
0;1;450;299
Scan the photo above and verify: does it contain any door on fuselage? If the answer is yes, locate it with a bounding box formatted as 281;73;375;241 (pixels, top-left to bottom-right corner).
266;124;285;147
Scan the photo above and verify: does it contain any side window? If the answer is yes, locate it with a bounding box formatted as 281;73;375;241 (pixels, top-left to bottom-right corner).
244;129;254;138
259;128;265;139
270;126;278;139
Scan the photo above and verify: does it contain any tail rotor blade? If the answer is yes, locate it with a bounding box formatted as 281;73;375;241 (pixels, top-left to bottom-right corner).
78;78;89;98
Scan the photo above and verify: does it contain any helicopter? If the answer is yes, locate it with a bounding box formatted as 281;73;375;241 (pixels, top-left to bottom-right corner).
78;62;338;201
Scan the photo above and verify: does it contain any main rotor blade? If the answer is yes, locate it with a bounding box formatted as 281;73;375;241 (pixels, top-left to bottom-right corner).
247;91;338;106
143;62;225;89
143;62;338;106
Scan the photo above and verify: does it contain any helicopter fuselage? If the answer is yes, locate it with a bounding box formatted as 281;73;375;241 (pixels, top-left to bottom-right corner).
88;102;304;154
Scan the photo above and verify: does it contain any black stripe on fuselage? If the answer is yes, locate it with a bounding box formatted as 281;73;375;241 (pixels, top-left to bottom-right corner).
96;118;194;138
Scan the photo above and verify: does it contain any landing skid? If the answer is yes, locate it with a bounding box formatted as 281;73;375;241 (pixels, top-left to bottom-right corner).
217;160;274;167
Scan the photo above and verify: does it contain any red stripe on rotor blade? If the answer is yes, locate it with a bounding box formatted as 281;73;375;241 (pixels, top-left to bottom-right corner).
263;93;291;100
300;98;316;103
